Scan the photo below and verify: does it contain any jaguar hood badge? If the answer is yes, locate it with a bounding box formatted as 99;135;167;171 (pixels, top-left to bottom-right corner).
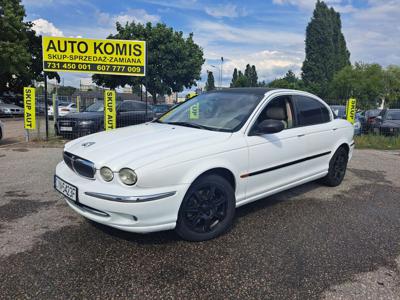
82;142;96;148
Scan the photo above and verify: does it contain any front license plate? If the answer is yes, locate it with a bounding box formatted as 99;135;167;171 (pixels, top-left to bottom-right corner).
60;126;73;132
55;176;78;202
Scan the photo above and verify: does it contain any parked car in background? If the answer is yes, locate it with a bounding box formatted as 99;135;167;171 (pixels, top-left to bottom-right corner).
0;120;4;141
361;109;382;133
55;100;155;139
373;109;400;136
330;105;361;135
0;100;24;117
152;104;173;117
55;88;354;241
48;102;77;118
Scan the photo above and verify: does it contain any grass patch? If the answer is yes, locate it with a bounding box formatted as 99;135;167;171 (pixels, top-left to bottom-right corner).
355;134;400;150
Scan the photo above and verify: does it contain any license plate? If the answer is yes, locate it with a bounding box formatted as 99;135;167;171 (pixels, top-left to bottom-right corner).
54;176;78;202
60;126;73;132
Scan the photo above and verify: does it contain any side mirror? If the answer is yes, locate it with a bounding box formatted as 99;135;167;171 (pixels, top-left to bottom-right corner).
255;119;285;135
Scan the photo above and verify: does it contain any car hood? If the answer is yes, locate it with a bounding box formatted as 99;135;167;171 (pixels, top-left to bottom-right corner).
65;122;232;170
0;104;23;109
58;112;103;120
382;120;400;127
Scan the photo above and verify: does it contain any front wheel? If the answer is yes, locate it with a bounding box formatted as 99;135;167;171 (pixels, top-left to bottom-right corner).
321;147;349;187
176;174;236;241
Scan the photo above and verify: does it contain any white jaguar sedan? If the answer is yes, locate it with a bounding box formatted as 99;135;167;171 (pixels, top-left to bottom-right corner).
55;88;354;241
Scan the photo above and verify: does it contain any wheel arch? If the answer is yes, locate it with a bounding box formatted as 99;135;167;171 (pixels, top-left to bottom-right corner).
192;167;236;191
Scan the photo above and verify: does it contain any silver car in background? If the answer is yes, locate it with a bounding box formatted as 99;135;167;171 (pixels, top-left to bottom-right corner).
0;100;24;117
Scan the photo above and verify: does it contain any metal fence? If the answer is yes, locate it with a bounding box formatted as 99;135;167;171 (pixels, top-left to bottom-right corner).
30;93;167;141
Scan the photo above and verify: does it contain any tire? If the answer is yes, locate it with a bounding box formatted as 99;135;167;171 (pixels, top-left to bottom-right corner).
321;146;349;187
176;174;236;241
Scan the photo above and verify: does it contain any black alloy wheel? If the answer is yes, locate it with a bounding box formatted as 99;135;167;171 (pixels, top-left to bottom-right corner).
176;174;235;241
321;146;349;187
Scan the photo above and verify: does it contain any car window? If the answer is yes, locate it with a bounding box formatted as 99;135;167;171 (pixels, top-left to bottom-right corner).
71;104;76;108
119;101;136;112
294;96;330;126
254;95;295;130
133;102;147;110
386;110;400;120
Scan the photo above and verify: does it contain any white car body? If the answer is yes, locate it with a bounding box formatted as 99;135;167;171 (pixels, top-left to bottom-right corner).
49;103;77;117
55;89;354;234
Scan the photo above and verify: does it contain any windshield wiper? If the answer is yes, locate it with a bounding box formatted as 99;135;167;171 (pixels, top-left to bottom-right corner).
164;121;211;130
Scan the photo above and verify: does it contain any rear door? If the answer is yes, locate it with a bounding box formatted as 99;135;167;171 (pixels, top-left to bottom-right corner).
292;95;335;175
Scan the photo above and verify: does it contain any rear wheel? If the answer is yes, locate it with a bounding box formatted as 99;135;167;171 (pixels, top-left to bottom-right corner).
321;147;349;187
176;174;235;241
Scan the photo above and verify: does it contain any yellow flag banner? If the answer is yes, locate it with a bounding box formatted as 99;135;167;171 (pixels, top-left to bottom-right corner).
346;98;357;124
104;90;116;130
24;87;36;130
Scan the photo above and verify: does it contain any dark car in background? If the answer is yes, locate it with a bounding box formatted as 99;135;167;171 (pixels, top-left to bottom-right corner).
55;100;155;139
152;104;173;117
373;109;400;136
362;109;382;133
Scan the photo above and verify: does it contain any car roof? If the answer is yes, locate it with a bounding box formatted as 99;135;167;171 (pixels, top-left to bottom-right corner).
209;87;277;96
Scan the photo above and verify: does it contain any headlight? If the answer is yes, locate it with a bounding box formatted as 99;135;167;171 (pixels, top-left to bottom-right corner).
79;120;94;125
119;168;137;185
100;167;114;182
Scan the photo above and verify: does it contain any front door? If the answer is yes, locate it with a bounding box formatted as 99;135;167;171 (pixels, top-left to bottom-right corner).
244;95;310;201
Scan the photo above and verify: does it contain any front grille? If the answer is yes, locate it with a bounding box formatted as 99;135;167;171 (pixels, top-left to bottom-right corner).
59;120;76;127
63;151;96;179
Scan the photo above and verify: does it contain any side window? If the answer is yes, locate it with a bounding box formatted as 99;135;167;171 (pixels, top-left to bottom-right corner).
254;96;295;130
119;101;135;112
293;96;330;126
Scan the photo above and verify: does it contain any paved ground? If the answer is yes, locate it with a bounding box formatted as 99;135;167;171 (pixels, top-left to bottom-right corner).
0;147;400;299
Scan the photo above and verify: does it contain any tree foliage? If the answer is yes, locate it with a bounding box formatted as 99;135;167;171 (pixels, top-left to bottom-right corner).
302;0;350;98
329;63;400;109
92;22;204;103
230;64;258;87
205;71;215;91
0;0;58;94
268;70;304;90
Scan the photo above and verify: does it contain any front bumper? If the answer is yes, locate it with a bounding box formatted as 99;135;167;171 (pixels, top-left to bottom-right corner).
55;161;189;233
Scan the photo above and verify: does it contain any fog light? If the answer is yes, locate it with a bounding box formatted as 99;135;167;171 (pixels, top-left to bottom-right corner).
100;167;114;182
119;168;137;186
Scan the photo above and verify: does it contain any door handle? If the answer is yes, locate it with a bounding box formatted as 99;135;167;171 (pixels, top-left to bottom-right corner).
297;134;305;137
333;128;338;131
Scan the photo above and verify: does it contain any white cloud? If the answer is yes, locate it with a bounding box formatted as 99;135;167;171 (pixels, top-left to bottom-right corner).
97;9;160;27
205;4;247;18
343;0;400;66
32;18;63;36
272;0;356;13
205;50;302;86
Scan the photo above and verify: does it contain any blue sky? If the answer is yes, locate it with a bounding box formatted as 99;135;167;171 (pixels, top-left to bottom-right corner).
23;0;400;89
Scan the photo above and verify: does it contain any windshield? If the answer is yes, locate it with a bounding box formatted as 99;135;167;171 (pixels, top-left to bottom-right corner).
85;101;104;112
387;111;400;120
331;106;346;118
157;91;264;132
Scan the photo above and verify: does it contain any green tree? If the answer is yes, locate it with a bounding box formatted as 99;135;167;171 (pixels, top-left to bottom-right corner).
205;71;215;91
230;68;238;87
250;65;258;87
302;0;350;98
330;63;384;108
93;22;204;104
53;86;77;97
268;70;304;90
0;0;58;93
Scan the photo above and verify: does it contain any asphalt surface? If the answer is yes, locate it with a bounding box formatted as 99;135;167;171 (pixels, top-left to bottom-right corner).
0;147;400;299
